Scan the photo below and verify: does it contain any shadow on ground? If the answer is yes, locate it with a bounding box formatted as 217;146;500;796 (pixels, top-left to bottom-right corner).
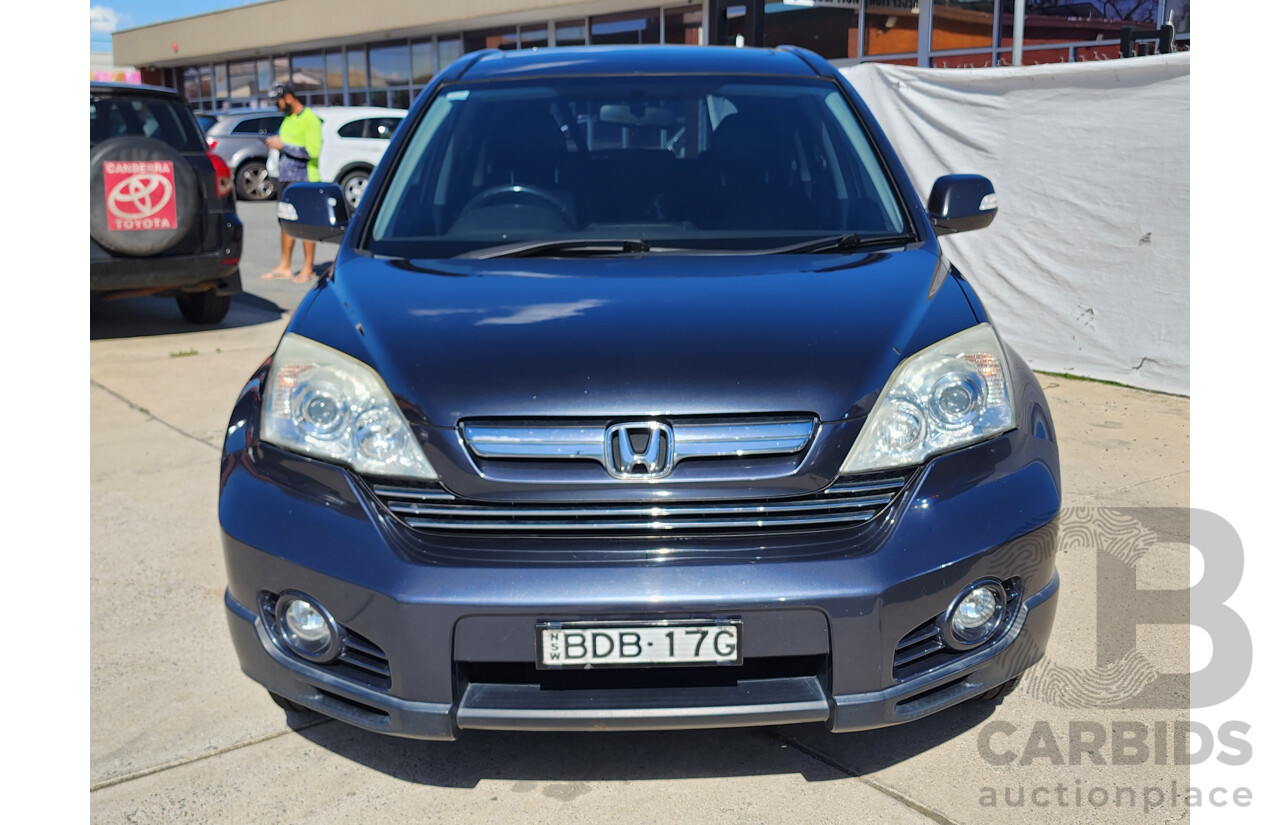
90;292;288;340
278;695;998;789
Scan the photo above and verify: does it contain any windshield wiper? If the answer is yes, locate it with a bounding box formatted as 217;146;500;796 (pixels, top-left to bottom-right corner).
457;238;652;259
766;233;916;255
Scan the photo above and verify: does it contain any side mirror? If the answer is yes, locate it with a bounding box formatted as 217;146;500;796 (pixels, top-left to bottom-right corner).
927;174;998;235
276;182;349;243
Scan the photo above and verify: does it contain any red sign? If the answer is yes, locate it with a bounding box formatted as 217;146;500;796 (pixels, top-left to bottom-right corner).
103;160;178;231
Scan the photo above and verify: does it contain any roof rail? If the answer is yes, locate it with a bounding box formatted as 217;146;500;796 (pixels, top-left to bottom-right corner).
452;49;501;81
775;45;836;79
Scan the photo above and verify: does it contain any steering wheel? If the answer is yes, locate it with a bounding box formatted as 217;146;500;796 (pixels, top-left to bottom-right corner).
461;184;574;224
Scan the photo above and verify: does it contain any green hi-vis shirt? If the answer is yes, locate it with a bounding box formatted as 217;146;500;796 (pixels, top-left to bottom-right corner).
278;107;323;182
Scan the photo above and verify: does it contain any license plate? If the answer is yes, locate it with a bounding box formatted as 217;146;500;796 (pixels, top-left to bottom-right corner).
536;620;743;669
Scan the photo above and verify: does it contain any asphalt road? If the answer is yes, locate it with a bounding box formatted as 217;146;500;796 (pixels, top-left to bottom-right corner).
89;200;1192;824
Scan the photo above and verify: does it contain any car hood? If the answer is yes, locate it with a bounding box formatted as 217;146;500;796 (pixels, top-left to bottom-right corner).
290;247;980;427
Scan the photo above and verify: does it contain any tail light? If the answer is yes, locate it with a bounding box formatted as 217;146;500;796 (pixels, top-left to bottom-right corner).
208;152;234;199
206;136;218;150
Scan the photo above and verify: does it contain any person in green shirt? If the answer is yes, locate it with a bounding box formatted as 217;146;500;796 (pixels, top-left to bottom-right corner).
262;82;323;283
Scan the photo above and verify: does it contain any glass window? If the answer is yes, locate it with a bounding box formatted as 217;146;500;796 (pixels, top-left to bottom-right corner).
465;26;518;52
257;60;272;96
347;48;368;88
273;56;289;84
214;64;228;99
89;95;205;151
369;117;402;138
439;37;463;70
326;51;345;94
183;67;199;100
1003;0;1162;64
231;116;283;135
933;0;994;52
664;6;702;45
292;52;325;93
1169;0;1190;34
228;61;256;99
338;119;366;138
764;6;858;60
411;39;436;85
554;20;586;46
389;88;411;109
864;3;921;57
367;76;909;258
349;91;367;106
591;10;660;44
198;65;213;98
371;43;411;87
520;26;548;49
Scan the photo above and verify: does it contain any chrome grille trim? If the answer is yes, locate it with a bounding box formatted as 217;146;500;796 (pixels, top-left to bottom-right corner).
461;417;816;467
371;474;908;535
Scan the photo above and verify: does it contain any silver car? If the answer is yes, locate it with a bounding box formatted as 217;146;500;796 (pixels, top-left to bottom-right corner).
199;108;283;202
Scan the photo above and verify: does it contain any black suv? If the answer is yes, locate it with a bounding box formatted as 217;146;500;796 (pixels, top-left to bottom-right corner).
90;82;243;324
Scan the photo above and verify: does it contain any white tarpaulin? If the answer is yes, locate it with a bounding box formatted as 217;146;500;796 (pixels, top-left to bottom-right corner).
841;54;1190;395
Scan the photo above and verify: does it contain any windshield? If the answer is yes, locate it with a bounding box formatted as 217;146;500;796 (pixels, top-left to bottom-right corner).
367;76;910;257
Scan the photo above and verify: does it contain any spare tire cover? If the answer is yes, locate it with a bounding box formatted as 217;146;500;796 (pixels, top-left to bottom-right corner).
90;135;200;256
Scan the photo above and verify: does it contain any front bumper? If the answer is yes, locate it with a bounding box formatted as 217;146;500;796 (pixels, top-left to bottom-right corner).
220;395;1061;739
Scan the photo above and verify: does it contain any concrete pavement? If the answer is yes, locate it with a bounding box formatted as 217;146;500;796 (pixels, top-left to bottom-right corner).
90;201;1191;823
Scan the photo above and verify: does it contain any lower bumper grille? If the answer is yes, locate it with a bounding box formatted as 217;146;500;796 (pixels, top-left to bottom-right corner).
892;579;1021;680
261;592;392;690
371;472;911;537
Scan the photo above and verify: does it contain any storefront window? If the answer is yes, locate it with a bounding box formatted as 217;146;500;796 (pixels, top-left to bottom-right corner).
273;57;289;84
411;40;435;85
214;64;228;99
183;68;199;100
439;37;463;69
228;61;255;100
465;26;518;52
292;52;324;93
933;0;994;52
389;88;412;109
554;20;587;46
864;1;921;57
520;26;548;48
765;6;858;60
347;48;368;88
326;51;345;95
664;5;702;45
371;43;411;87
257;60;272;96
1002;0;1162;63
591;9;660;44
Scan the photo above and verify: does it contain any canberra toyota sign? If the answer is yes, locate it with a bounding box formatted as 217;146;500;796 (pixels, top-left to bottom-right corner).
103;160;177;232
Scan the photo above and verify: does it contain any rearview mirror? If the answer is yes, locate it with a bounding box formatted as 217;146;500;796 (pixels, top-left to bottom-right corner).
276;182;350;243
928;175;998;235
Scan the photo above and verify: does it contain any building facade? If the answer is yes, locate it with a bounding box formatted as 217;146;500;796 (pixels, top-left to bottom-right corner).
112;0;1191;111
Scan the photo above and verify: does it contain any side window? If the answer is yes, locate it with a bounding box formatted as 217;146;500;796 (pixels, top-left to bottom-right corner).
231;117;283;135
337;119;366;138
128;100;162;139
370;118;401;139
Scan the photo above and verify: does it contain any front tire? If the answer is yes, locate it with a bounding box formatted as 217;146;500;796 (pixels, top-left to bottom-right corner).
175;289;232;324
235;160;275;201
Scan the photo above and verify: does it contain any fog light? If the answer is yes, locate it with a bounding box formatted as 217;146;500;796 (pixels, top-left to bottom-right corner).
275;591;341;662
941;580;1007;650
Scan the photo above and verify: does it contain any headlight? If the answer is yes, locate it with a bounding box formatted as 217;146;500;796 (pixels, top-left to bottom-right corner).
841;323;1013;474
261;333;437;479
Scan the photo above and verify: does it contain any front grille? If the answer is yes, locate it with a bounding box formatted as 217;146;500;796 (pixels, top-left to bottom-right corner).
371;472;910;537
892;579;1021;680
261;593;392;690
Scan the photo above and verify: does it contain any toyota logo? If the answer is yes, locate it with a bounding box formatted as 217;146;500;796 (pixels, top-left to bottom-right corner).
605;421;674;479
107;172;174;221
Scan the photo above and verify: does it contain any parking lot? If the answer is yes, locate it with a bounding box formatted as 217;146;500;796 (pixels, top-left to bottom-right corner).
90;200;1191;824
